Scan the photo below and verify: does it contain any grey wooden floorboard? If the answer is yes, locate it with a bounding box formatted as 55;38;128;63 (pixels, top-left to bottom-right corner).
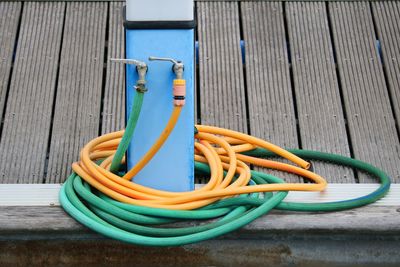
1;0;381;2
372;2;400;157
0;2;21;126
1;206;399;237
46;2;107;183
197;2;247;132
101;2;125;134
241;2;300;182
329;2;400;183
0;2;65;183
286;2;354;183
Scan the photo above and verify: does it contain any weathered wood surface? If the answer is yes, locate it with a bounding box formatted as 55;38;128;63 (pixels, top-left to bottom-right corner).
1;183;398;206
0;2;65;183
101;2;125;134
197;2;247;132
46;2;107;183
242;2;297;150
372;1;400;183
286;2;353;183
0;206;399;236
0;1;399;184
1;0;379;2
0;2;400;258
329;2;400;183
0;2;21;125
241;2;300;182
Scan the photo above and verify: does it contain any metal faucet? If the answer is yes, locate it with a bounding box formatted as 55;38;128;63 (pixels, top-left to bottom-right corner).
148;56;184;79
110;58;148;92
149;56;186;106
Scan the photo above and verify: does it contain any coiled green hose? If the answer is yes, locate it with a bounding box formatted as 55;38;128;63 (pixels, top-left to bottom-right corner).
59;87;391;246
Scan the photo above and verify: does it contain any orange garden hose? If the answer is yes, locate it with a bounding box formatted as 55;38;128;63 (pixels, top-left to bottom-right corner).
70;106;326;210
59;84;390;247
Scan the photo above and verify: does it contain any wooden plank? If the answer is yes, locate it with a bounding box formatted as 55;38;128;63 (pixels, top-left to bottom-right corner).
197;2;247;132
329;2;400;183
1;183;399;206
101;2;125;134
3;0;377;2
241;2;296;147
0;206;399;237
0;2;65;184
0;2;21;126
241;2;300;182
372;2;400;165
46;2;107;183
286;2;353;183
0;184;60;206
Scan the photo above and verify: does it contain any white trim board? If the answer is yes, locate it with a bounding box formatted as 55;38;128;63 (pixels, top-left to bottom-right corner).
0;184;398;206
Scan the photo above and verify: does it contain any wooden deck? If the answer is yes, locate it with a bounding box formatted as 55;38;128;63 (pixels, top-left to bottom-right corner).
1;1;399;185
0;1;400;265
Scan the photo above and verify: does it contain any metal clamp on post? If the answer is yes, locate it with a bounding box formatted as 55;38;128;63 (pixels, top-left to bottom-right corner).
149;56;186;106
110;58;148;92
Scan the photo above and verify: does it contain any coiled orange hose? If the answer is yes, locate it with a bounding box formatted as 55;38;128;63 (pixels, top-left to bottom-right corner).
71;107;327;210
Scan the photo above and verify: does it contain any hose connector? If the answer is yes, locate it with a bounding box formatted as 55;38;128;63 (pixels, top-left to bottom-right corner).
110;58;148;93
149;56;186;106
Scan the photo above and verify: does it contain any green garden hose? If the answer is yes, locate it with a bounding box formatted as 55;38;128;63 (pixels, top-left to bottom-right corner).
59;84;391;246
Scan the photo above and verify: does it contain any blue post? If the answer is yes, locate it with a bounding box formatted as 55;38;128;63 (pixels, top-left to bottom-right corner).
125;12;195;192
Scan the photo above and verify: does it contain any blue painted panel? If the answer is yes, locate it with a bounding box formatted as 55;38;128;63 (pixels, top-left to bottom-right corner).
126;29;194;192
